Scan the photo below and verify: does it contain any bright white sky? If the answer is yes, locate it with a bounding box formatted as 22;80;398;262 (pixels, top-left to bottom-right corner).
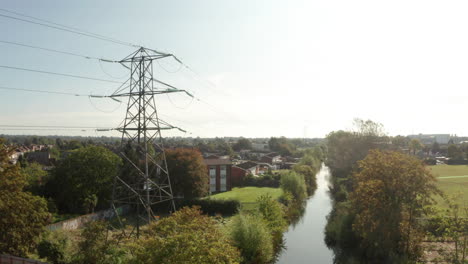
0;0;467;138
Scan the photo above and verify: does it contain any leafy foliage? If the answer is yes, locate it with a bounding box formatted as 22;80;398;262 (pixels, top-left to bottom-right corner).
350;150;440;261
72;221;127;264
21;162;48;195
0;139;50;256
256;194;287;251
229;213;273;264
426;194;468;263
268;137;295;156
280;171;307;202
37;231;71;264
233;138;252;151
177;198;240;216
131;206;241;264
165;148;208;198
47;145;122;214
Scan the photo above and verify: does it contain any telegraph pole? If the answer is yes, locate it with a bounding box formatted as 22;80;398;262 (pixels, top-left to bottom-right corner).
109;47;190;235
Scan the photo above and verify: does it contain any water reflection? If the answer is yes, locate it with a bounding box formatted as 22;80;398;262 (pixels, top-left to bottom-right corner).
276;166;334;264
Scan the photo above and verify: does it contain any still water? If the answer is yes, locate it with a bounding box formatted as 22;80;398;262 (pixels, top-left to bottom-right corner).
277;165;334;263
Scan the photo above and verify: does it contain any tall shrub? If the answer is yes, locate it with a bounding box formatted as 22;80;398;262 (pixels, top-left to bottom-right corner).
280;171;307;202
229;213;273;264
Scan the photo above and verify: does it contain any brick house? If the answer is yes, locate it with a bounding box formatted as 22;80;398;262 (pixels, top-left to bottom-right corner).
204;158;232;193
260;152;281;169
231;161;259;187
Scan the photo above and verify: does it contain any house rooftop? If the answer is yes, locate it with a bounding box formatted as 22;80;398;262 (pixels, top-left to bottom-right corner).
235;161;258;170
204;158;232;166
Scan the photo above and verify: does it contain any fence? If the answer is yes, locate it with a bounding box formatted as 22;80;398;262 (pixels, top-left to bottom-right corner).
0;255;47;264
46;205;131;231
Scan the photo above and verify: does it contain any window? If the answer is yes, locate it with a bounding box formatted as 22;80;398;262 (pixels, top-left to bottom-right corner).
210;166;216;192
220;165;227;191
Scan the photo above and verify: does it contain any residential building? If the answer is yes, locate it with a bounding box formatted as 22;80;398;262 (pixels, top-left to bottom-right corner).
204;158;232;193
231;161;259;187
260;152;281;169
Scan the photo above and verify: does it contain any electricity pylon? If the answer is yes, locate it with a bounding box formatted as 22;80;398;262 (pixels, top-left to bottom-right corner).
109;47;191;235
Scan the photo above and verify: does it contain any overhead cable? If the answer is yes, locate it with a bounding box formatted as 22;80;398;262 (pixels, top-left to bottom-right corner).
0;12;138;48
0;39;118;62
0;65;123;84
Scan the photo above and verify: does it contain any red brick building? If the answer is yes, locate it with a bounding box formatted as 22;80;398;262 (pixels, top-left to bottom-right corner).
231;161;259;187
203;158;232;193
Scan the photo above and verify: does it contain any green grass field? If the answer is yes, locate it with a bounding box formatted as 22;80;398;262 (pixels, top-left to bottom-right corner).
428;165;468;210
209;187;283;211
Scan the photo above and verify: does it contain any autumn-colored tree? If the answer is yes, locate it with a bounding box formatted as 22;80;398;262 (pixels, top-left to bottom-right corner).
350;150;440;261
131;206;241;264
165;148;208;199
0;139;50;256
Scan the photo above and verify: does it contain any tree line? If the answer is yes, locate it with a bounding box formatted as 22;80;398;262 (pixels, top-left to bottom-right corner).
324;119;467;263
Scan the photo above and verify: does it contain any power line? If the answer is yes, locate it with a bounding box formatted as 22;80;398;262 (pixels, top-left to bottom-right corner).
0;39;117;62
0;10;138;48
0;65;123;84
0;85;91;97
0;8;132;45
0;125;111;129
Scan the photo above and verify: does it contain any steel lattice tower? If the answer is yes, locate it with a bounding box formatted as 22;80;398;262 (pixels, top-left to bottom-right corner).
109;47;189;231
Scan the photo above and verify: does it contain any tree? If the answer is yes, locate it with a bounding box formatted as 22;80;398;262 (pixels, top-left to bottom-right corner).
72;221;127;264
268;137;295;156
132;206;241;264
391;135;409;149
280;171;307;202
431;141;440;154
233;137;252;151
21;162;48;195
256;194;287;251
292;164;318;195
47;145;122;214
409;139;423;155
448;144;464;160
0;139;50;256
350;150;440;261
165;148;208;199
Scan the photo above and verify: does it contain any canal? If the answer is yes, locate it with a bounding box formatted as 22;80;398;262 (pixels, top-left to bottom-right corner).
277;165;334;263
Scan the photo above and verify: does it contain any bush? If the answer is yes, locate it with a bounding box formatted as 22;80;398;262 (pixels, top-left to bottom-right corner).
256;195;287;251
37;231;70;264
131;206;241;264
176;198;240;216
241;173;280;188
72;221;128;264
280;171;307;202
423;158;437;165
229;213;274;264
292;164;318;196
447;159;468;165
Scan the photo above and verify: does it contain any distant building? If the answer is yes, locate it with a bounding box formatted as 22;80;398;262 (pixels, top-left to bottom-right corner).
260;152;281;169
204;158;232;193
26;152;52;166
408;134;451;144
